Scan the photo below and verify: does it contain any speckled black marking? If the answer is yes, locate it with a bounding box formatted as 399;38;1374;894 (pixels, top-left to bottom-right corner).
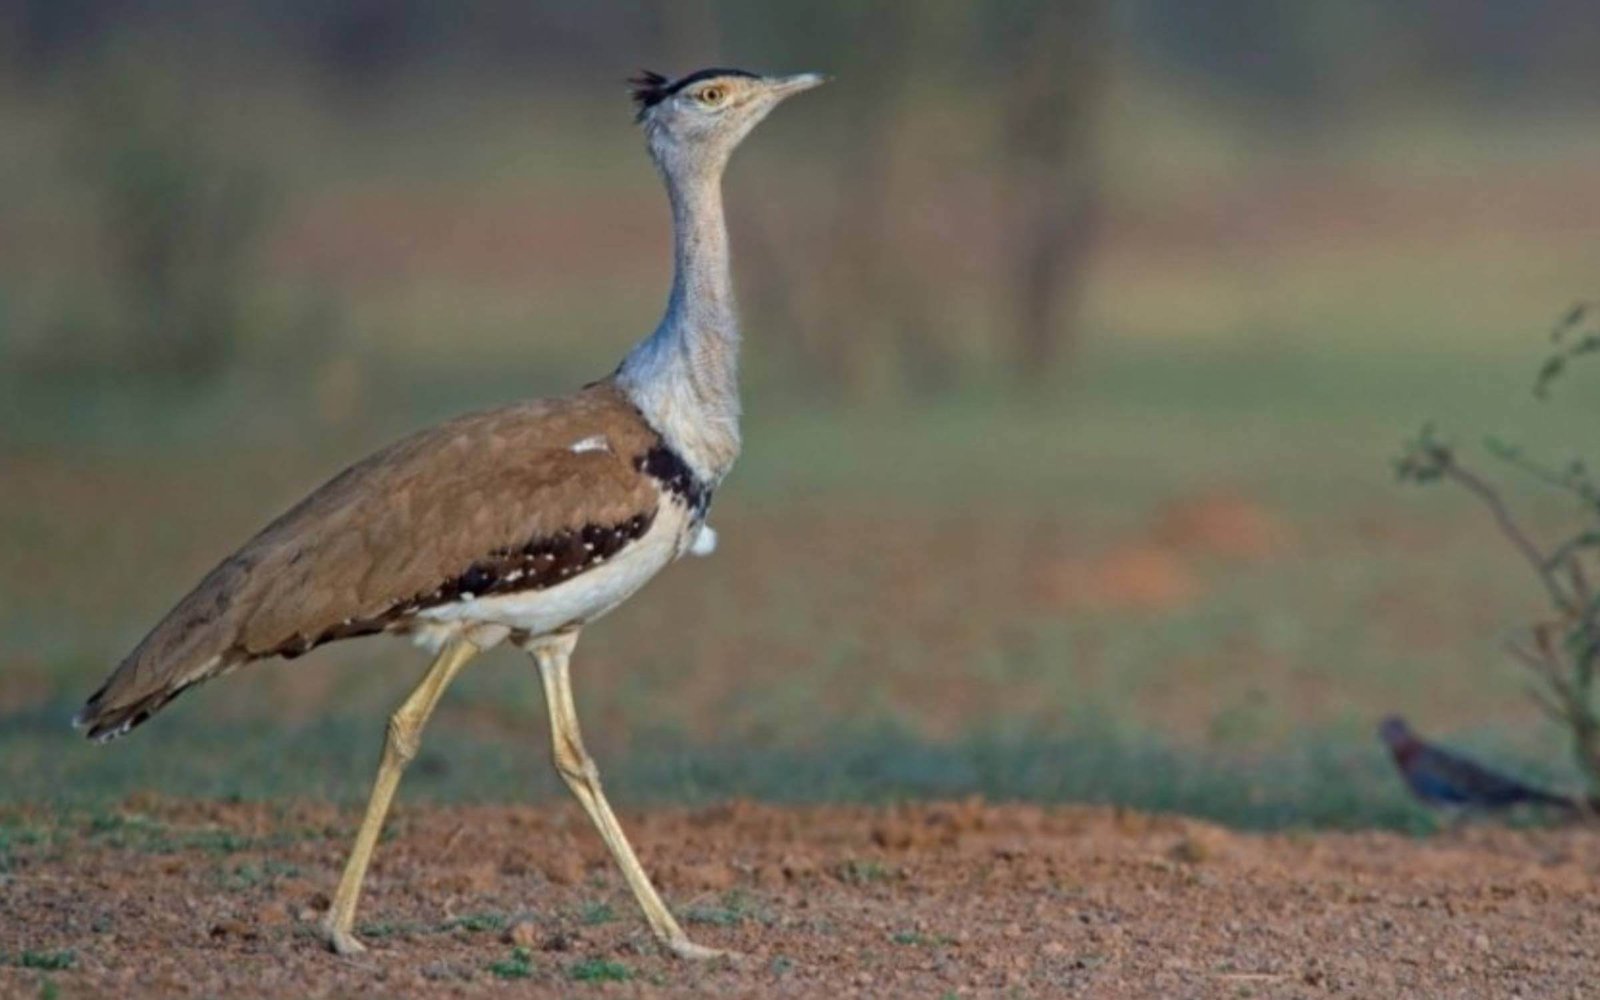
404;513;656;612
630;67;759;118
637;443;713;518
266;511;657;660
263;440;703;661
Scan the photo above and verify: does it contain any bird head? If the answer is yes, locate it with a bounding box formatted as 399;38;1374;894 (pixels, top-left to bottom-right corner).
1377;715;1414;748
631;68;826;177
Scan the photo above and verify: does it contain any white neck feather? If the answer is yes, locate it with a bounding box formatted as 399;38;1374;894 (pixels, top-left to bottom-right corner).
617;153;741;485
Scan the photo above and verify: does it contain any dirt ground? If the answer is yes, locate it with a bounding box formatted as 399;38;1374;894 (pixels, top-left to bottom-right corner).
2;800;1597;998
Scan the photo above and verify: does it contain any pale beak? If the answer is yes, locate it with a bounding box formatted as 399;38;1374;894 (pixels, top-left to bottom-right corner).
764;72;829;100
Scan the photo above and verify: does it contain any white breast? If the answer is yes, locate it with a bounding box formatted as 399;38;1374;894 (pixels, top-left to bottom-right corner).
409;498;695;651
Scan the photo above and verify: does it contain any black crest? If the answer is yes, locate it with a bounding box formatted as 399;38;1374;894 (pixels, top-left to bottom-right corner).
629;70;672;118
629;68;759;120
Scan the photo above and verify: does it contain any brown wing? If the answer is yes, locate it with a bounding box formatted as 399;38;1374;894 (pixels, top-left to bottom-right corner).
76;381;662;741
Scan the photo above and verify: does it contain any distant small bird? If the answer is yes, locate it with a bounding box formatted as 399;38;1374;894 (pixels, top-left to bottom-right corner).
1378;716;1574;811
74;67;826;960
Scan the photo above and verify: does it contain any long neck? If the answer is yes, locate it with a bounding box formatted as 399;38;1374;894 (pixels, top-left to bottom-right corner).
617;158;741;484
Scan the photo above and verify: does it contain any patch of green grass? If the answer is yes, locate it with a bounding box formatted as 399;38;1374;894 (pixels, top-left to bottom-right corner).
568;958;632;983
443;912;508;933
683;890;761;927
7;951;76;971
217;858;300;890
834;859;893;885
0;823;47;872
487;946;535;980
684;902;739;928
577;901;616;926
357;919;427;940
80;813;263;856
84;812;164;845
0;824;46;849
683;905;739;926
183;830;259;855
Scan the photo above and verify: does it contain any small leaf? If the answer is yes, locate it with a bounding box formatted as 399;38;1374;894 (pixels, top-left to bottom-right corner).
1556;302;1588;338
1534;357;1564;397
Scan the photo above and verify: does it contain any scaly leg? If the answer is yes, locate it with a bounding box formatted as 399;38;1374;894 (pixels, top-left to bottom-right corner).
321;638;479;955
531;633;728;960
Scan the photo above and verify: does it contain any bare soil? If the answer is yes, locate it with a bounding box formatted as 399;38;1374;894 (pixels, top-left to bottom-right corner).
3;799;1597;998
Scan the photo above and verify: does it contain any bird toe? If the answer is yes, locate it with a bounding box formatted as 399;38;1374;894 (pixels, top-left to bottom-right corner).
666;936;738;962
321;921;369;957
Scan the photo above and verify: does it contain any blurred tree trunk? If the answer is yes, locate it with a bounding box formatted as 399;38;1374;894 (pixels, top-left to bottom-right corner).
812;4;909;396
809;3;967;398
996;0;1106;385
740;2;927;399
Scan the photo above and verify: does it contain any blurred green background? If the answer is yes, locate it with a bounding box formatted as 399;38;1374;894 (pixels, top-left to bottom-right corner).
3;1;1599;829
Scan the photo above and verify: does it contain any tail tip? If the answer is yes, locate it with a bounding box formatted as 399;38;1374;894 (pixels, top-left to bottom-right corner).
72;696;135;743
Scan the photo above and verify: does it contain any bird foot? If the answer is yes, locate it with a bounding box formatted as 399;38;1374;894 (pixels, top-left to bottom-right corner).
666;936;738;962
321;919;369;957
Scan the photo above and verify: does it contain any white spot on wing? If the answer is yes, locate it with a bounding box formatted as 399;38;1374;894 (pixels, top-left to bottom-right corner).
689;524;717;557
570;434;611;455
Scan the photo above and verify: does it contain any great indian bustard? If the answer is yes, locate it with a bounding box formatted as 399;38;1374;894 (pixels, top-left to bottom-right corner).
75;67;825;960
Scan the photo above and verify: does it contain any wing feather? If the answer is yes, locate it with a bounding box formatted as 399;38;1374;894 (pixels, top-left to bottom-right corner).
77;381;661;740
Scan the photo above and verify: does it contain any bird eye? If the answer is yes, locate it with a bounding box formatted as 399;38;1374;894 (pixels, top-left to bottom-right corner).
696;86;725;106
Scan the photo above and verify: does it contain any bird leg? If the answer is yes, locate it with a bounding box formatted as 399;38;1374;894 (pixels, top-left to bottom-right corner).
531;633;728;960
321;637;479;955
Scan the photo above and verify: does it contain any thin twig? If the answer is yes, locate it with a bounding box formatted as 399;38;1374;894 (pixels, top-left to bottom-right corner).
1540;536;1600;586
1506;639;1575;703
1440;461;1575;614
1550;541;1600;602
1522;681;1572;725
1487;442;1600;509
